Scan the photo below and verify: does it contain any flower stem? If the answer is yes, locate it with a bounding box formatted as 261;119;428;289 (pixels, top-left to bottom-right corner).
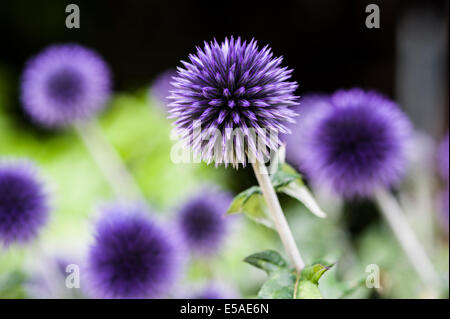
75;120;144;202
252;159;305;272
375;189;439;287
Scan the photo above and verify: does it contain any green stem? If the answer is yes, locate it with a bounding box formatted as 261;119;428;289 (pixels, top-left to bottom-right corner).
252;159;305;272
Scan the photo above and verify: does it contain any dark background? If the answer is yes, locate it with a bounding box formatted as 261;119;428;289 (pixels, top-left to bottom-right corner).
0;0;448;132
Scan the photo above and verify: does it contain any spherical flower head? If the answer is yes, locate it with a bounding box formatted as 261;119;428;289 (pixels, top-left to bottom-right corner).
87;203;180;298
177;189;232;255
149;69;177;109
438;133;449;181
21;44;112;128
296;88;412;198
0;160;49;246
169;36;299;167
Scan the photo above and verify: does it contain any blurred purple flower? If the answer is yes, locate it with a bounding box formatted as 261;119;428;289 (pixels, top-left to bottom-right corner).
439;186;449;227
0;160;49;246
87;203;180;298
169;36;298;167
21;44;111;128
193;283;238;299
438;133;449;181
294;89;411;198
149;69;177;109
177;189;232;255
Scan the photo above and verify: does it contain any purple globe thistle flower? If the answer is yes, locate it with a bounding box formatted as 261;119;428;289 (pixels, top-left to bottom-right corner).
438;133;449;181
149;69;177;109
21;44;112;128
177;189;232;255
169;36;299;167
87;203;180;298
295;89;411;198
0;160;49;246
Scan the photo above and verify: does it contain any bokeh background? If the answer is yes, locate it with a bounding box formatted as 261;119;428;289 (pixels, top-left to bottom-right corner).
0;0;448;298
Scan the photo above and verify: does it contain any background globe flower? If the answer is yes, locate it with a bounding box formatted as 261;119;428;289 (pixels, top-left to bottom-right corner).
177;189;232;255
87;203;180;298
21;44;112;128
295;88;411;198
169;36;299;167
0;160;49;246
438;133;449;181
149;69;177;110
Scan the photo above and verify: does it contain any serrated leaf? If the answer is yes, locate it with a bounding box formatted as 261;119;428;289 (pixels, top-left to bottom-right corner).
244;250;288;274
227;186;274;229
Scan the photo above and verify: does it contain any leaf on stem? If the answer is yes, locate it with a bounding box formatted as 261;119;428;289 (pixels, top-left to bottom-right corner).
227;186;275;229
272;163;327;219
245;250;334;299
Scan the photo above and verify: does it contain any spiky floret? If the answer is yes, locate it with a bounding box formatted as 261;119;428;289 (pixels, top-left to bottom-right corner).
169;37;299;167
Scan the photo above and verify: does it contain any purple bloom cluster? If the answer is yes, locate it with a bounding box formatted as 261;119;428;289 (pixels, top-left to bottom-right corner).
87;203;179;298
169;36;298;167
21;44;111;128
291;89;411;198
177;189;232;255
0;160;49;246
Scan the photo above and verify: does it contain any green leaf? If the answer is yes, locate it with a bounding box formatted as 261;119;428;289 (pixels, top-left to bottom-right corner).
244;250;288;274
245;252;334;299
300;262;334;284
227;186;274;229
227;186;261;214
271;163;327;219
258;267;297;299
245;250;334;299
279;182;327;218
245;250;296;299
296;280;323;299
294;262;333;299
271;163;302;189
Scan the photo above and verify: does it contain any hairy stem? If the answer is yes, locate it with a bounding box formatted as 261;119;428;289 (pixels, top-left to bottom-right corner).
75;120;144;202
375;189;439;288
252;159;305;272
